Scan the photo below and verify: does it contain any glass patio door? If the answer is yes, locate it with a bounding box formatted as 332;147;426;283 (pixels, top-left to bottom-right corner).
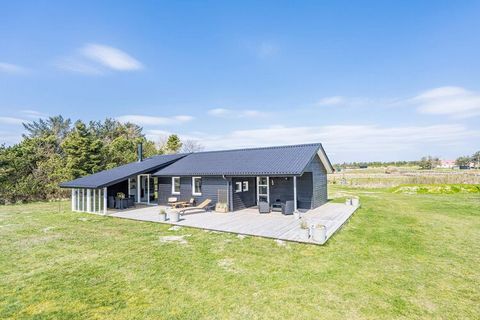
138;174;150;204
257;176;269;204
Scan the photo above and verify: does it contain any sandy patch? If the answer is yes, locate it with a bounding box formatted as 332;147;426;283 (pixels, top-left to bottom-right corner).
159;234;191;244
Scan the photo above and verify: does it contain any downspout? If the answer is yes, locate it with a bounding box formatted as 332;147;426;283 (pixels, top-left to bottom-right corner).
222;175;232;212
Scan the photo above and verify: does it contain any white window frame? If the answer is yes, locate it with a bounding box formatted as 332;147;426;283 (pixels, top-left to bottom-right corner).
172;177;180;195
192;177;202;196
235;182;242;193
257;176;269;205
242;181;249;192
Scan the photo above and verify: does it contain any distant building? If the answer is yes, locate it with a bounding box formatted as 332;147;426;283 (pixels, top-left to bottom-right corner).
437;159;457;169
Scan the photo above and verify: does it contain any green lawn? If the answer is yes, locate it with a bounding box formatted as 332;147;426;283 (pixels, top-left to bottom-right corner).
1;186;479;319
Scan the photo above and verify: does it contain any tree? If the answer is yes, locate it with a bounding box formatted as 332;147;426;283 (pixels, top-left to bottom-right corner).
456;156;472;167
163;134;182;154
419;156;440;170
181;140;204;153
23;115;72;152
62;121;104;178
472;151;480;168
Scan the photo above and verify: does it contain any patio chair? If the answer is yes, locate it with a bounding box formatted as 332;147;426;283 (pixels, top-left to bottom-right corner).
258;201;270;214
282;200;294;215
179;199;213;215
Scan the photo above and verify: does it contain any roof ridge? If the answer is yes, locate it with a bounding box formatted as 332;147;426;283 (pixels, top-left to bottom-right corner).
190;143;322;155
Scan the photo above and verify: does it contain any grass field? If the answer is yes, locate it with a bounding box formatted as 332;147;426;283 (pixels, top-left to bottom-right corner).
1;185;479;319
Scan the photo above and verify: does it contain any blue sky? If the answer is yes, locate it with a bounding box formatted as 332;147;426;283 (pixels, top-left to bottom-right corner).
1;1;479;162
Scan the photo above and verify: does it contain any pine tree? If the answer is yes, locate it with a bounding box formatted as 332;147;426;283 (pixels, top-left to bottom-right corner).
164;134;182;154
62;121;104;178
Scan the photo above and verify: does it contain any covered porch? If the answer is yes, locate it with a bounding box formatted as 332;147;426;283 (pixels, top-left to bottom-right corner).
70;173;159;214
230;174;313;213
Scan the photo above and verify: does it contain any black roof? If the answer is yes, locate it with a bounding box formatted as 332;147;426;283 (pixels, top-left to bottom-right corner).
153;143;333;177
59;154;186;189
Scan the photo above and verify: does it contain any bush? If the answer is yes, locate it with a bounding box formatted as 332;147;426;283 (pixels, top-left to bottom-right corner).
391;184;480;194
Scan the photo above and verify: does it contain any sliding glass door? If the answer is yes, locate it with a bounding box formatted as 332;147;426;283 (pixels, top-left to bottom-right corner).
137;174;158;205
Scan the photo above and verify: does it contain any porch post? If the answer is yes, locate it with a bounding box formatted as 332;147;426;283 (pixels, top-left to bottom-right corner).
92;189;97;212
86;189;91;212
137;175;141;203
98;189;101;212
71;189;76;211
103;187;107;215
293;176;298;212
147;175;150;204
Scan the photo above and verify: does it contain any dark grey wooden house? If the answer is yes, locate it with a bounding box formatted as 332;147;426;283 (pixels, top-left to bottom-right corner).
60;143;333;214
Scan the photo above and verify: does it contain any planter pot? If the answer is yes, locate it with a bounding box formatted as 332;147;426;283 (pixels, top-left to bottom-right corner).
345;198;352;206
159;213;167;222
312;226;327;244
299;228;310;240
293;211;301;220
169;210;180;222
351;198;360;207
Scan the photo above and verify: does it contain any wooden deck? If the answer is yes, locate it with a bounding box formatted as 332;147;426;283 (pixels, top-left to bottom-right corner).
106;202;358;245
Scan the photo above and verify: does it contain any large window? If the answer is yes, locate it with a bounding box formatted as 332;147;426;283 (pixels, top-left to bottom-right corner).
192;177;202;196
172;177;180;195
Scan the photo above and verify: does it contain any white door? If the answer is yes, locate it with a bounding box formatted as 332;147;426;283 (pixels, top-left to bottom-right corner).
257;176;269;204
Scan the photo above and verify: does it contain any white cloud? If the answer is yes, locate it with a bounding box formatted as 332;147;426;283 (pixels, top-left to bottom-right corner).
82;44;143;71
413;86;480;118
0;131;22;145
315;96;376;107
256;41;278;58
208;108;268;118
116;115;194;126
56;43;143;74
0;62;28;75
20;110;48;119
166;124;479;162
55;57;103;75
0;116;25;125
316;96;346;106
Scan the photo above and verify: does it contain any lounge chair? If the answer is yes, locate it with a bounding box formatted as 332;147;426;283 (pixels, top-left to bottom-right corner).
179;199;213;215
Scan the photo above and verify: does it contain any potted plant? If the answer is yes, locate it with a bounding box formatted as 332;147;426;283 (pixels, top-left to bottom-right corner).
215;202;228;213
159;208;167;221
299;219;310;240
116;192;125;199
169;209;180;222
311;224;327;244
293;210;301;220
351;197;360;207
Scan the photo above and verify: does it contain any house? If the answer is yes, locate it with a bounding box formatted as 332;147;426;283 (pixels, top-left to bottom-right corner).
60;143;334;214
437;159;456;169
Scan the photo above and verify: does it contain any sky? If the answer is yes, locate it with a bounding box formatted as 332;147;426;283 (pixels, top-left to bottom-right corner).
1;0;479;163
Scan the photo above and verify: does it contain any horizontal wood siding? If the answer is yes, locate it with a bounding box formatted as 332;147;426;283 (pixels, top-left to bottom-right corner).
305;154;328;208
297;172;314;209
157;176;228;206
232;177;256;211
269;177;294;204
